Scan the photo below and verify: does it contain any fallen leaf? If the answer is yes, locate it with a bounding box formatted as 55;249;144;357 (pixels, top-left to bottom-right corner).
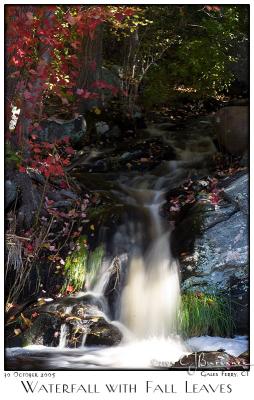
66;284;74;293
20;313;32;328
37;298;46;306
65;316;81;322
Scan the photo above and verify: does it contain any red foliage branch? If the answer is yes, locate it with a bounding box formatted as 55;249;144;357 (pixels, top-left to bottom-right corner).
6;5;135;178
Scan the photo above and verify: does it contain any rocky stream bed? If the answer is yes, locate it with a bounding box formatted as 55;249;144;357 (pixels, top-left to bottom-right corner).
5;111;249;370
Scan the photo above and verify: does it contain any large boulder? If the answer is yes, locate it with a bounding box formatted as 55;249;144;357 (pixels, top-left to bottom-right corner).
213;106;248;154
37;115;87;145
6;293;123;349
173;173;249;333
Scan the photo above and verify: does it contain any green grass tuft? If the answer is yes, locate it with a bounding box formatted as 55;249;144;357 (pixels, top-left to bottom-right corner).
178;291;235;338
61;236;104;293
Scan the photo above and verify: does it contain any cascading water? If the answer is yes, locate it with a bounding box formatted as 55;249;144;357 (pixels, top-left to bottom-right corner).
119;186;181;339
59;306;73;348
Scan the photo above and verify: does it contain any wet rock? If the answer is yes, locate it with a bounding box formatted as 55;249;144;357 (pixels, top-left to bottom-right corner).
47;200;74;209
173;172;249;333
22;313;61;347
157;122;178;131
119;151;143;162
47;190;64;202
15;174;43;230
96;121;110;135
85;317;122;347
41;295;122;348
27;170;46;185
5;180;17;210
59;189;79;201
93;159;109;172
181;210;248;290
103;255;128;320
106;125;121;138
223;174;248;214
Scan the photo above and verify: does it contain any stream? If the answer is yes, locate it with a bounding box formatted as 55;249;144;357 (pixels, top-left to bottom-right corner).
6;118;248;370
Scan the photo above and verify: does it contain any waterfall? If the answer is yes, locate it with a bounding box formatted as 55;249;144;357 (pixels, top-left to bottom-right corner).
119;186;181;338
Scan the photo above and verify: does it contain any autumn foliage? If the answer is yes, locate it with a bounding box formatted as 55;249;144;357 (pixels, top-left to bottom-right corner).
6;5;135;178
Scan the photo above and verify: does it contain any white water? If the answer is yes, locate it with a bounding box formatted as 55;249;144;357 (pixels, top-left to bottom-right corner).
118;183;181;340
58;306;73;348
7;335;248;369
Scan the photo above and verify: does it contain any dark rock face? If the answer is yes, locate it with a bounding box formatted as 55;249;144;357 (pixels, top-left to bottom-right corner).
22;314;61;347
85;317;122;347
6;171;43;230
5;180;17;210
173;173;249;333
38;116;86;145
213;106;248;155
223;174;248;214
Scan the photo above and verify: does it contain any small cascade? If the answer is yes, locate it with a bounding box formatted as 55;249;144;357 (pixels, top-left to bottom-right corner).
58;306;73;348
119;185;181;338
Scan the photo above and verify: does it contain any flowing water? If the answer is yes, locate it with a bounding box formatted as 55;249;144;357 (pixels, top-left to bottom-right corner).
6;119;248;369
119;184;180;339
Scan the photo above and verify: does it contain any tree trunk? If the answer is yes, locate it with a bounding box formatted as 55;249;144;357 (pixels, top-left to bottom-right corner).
77;24;104;113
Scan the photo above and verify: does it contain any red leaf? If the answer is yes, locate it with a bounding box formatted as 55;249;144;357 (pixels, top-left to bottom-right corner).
60;180;68;189
210;192;220;205
24;90;32;100
65;146;75;155
66;14;78;26
66;285;74;293
76;88;84;95
42;142;54;150
45;198;55;206
33;147;41;154
26;12;34;21
26;243;34;253
9;71;20;78
115;12;125;22
124;8;134;16
19;166;26;173
62;136;70;144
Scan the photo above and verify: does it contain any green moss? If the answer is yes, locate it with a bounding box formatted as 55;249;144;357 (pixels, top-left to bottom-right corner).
86;245;105;288
178;292;235;338
62;236;88;293
61;236;105;293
